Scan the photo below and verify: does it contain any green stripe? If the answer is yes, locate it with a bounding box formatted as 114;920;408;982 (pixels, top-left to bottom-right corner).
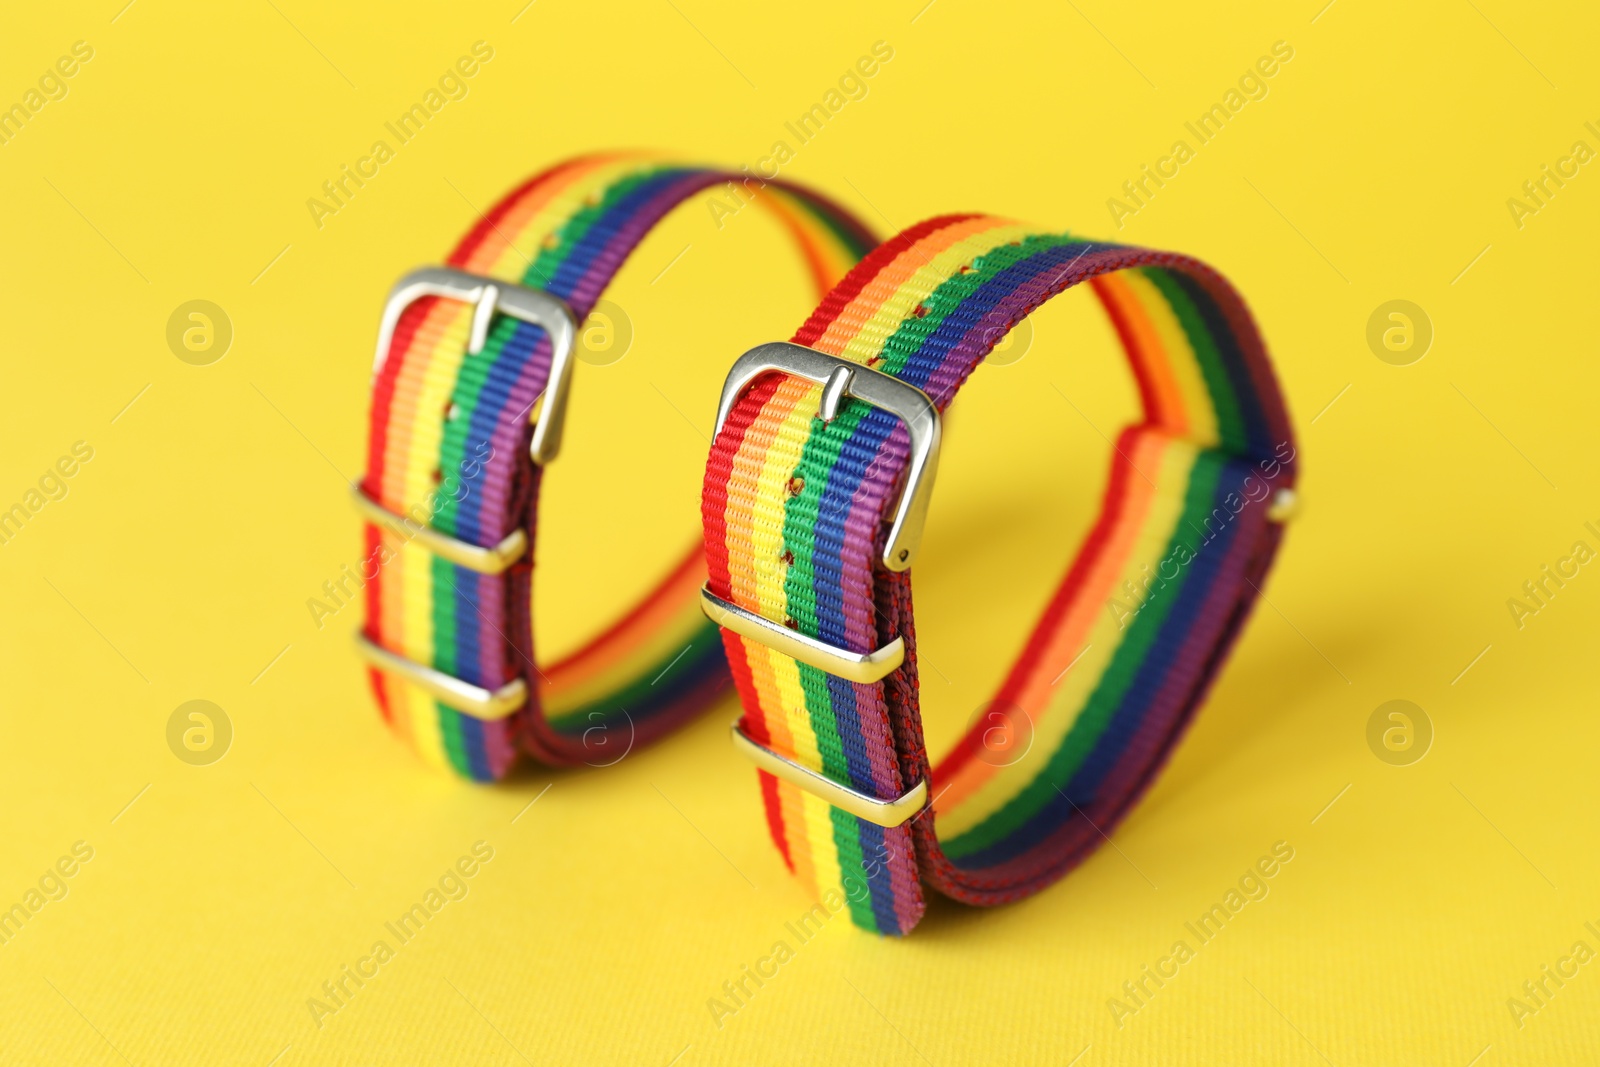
779;395;873;783
434;705;471;776
941;452;1228;859
430;331;499;539
781;405;869;636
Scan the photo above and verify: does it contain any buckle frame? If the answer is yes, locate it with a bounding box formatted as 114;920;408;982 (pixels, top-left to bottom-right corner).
374;265;579;465
731;721;928;827
356;634;527;720
712;342;942;573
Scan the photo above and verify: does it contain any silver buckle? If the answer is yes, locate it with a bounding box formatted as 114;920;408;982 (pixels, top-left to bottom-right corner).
711;343;942;573
700;343;938;683
374;265;579;465
355;634;527;719
730;721;928;827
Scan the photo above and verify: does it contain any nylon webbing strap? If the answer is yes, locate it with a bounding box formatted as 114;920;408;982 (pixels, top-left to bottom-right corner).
701;215;1297;934
360;154;876;780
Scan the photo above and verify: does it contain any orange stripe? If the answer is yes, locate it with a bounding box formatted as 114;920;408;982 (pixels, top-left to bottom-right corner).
378;310;471;506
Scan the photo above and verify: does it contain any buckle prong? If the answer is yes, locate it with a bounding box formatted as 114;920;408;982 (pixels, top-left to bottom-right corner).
818;364;854;423
467;282;501;355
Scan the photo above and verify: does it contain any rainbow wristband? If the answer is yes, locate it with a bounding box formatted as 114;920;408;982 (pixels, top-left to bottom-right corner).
700;214;1297;934
357;154;875;780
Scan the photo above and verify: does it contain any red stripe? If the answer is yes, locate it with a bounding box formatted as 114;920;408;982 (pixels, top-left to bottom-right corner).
361;520;384;645
720;628;790;864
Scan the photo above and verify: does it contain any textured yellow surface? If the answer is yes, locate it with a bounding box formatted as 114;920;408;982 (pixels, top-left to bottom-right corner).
2;1;1597;1063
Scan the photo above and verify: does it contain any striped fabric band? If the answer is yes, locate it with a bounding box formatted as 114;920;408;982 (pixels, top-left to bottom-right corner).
701;214;1296;934
361;154;875;780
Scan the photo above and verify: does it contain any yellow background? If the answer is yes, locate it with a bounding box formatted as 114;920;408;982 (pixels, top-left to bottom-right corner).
2;0;1597;1063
